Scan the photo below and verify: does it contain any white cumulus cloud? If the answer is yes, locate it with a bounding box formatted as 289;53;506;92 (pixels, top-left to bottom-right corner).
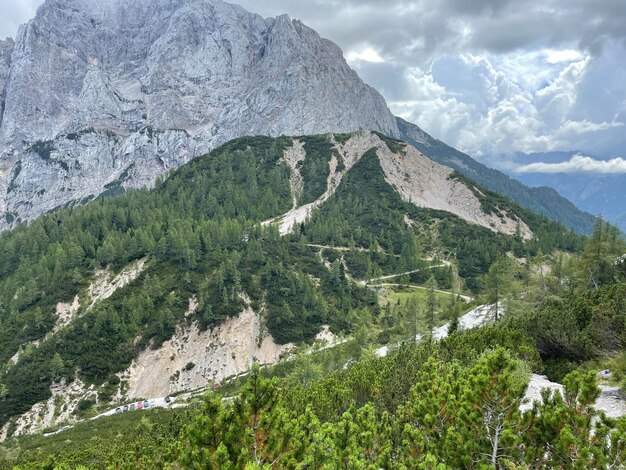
515;154;626;174
345;46;385;64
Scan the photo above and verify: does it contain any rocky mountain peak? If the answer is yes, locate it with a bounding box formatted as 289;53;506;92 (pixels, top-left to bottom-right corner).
0;0;401;230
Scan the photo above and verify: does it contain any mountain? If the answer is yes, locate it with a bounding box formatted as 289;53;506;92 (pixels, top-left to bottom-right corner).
0;132;582;437
503;151;626;233
397;118;597;234
0;38;13;120
0;0;597;236
0;0;400;230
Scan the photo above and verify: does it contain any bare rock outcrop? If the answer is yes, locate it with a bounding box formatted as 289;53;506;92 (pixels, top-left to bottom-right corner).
0;0;400;229
267;132;532;239
373;137;533;239
125;305;292;399
0;38;13;126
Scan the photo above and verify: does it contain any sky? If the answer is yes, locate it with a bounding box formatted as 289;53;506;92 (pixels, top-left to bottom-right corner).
2;0;626;173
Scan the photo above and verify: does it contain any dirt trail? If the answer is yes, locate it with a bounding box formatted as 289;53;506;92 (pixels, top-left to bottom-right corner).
306;243;369;252
370;282;473;302
363;264;450;284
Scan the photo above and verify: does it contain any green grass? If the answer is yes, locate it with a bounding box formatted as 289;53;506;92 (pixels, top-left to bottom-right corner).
384;286;455;307
377;285;469;339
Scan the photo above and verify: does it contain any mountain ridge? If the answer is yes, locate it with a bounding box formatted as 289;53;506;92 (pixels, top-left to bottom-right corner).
0;0;399;230
0;0;597;235
397;117;597;234
0;131;582;436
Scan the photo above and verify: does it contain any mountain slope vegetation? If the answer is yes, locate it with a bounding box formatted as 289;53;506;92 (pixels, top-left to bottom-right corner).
0;132;584;434
4;283;626;469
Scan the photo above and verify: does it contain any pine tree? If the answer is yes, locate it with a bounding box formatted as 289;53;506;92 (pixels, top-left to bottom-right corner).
463;348;526;468
50;353;65;381
401;297;420;343
425;275;438;337
448;307;460;336
522;370;612;468
579;216;624;291
484;257;512;321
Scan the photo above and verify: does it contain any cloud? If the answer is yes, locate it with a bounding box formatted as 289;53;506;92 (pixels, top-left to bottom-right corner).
556;120;623;134
0;0;41;39
345;46;385;64
545;49;583;64
237;0;626;67
232;0;626;161
2;0;626;164
515;154;626;174
382;44;626;158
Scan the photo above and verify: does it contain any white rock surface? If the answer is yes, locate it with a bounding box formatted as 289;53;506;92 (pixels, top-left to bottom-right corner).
433;304;497;340
0;38;13;126
375;319;626;420
522;374;626;418
0;378;93;440
125;305;292;399
597;384;626;418
265;132;530;238
375;304;496;358
54;295;81;333
87;257;148;308
0;0;400;230
375;141;532;239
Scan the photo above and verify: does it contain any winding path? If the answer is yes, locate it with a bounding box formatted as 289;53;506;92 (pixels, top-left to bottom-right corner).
362;264;450;285
368;282;474;302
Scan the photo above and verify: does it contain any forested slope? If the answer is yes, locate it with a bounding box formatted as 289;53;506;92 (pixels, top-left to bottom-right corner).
0;132;584;432
6;225;625;467
5;315;625;468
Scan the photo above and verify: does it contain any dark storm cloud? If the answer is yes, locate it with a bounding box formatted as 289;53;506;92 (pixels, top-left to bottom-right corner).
235;0;626;68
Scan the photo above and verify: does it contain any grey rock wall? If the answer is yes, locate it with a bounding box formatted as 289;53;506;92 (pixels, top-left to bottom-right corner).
0;0;400;229
0;38;13;127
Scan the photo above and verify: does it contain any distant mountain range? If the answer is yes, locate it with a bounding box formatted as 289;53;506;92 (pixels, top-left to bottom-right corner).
397;120;596;234
502;151;626;232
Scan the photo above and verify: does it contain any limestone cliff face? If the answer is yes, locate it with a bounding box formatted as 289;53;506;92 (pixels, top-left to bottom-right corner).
0;38;14;217
0;0;400;229
0;38;13;125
